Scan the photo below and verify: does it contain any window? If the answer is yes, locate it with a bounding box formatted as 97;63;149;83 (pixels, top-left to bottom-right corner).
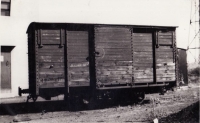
1;0;11;16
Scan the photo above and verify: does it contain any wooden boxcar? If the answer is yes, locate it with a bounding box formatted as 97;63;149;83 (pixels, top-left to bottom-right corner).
19;22;178;102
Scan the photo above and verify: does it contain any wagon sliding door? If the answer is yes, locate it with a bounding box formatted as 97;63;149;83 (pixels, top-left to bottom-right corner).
67;31;90;87
155;31;176;82
94;26;132;87
37;29;65;89
132;32;154;83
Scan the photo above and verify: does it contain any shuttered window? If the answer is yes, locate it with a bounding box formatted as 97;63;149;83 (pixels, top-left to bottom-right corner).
1;0;11;16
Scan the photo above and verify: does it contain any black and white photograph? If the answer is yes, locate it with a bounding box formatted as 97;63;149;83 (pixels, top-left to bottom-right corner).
0;0;199;122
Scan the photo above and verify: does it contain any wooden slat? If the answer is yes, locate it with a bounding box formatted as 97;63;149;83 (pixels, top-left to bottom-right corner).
134;72;153;76
159;41;172;45
132;39;152;42
95;38;131;42
42;40;60;44
68;45;89;49
97;66;132;70
96;61;132;66
156;70;175;74
95;31;130;34
96;44;131;49
132;33;152;36
39;63;65;69
133;54;153;58
67;31;88;35
69;66;89;72
42;30;60;34
68;49;88;53
156;75;175;78
100;48;132;54
132;42;152;46
39;58;64;62
134;76;154;79
133;51;153;54
96;41;131;45
157;52;173;55
158;38;172;42
39;73;64;78
98;74;132;78
39;68;64;73
157;77;175;81
67;37;88;41
156;48;173;52
39;52;64;56
67;42;88;46
157;58;173;62
69;71;89;75
42;37;60;40
39;55;63;59
69;78;90;82
70;74;89;80
156;65;175;69
134;60;153;64
133;47;153;51
38;49;64;53
157;54;173;59
158;32;172;35
133;63;153;67
69;62;89;67
156;62;175;66
69;81;89;86
97;78;132;84
68;59;88;63
158;35;172;39
157;73;175;75
96;56;132;61
134;78;153;82
38;45;63;49
96;70;132;75
42;33;60;37
40;82;65;88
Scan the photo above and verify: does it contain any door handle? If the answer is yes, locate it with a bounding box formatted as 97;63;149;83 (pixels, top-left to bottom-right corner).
94;51;100;55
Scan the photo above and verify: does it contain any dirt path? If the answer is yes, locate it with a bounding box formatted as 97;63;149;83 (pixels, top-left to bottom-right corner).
0;86;199;123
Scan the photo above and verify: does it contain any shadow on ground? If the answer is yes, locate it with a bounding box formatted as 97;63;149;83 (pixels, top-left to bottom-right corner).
0;98;150;115
160;101;199;123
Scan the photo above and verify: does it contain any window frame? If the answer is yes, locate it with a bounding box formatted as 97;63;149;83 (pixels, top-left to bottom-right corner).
1;0;11;16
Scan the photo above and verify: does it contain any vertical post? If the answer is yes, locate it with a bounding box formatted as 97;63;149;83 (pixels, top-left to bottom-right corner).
174;30;179;87
60;29;64;48
65;30;69;95
35;29;39;95
39;29;43;48
131;28;134;85
153;30;158;84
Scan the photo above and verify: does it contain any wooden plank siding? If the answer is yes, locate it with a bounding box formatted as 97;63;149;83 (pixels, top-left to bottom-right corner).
95;26;133;85
132;33;154;83
156;31;175;82
37;30;66;88
67;31;90;86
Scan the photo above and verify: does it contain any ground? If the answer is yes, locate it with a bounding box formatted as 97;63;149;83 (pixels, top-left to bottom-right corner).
0;84;199;123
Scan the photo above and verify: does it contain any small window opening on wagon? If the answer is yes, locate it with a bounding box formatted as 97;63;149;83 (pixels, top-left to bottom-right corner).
1;0;11;16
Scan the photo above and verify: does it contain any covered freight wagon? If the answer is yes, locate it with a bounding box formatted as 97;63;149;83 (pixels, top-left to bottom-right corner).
19;22;178;102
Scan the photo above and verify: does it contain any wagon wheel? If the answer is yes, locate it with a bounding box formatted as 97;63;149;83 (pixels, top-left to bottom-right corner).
26;94;38;103
137;92;145;104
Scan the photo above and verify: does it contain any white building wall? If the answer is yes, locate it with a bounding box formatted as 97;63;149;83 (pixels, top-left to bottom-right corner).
0;0;192;98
